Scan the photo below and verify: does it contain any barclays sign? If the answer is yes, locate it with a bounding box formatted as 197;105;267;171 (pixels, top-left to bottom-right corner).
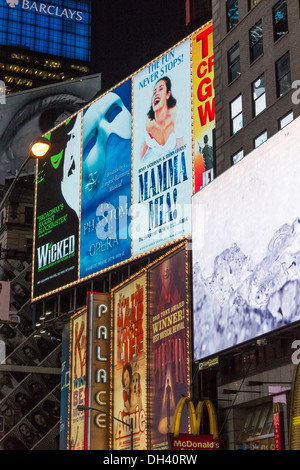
5;0;84;21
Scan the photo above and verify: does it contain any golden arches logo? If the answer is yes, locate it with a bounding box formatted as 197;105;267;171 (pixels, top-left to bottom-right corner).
173;397;218;439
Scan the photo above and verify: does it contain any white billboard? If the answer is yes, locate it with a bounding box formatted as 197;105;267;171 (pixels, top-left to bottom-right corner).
192;116;300;361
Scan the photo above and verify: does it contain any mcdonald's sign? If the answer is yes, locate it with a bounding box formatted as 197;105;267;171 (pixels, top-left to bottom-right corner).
273;402;284;451
169;397;221;450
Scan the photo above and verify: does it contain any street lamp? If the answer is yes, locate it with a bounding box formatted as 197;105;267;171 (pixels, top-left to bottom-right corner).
77;404;134;450
0;136;51;213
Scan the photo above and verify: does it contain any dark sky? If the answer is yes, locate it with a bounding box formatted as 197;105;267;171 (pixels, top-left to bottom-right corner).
90;0;189;92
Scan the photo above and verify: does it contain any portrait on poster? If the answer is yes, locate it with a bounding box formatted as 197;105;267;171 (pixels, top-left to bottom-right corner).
113;273;147;450
132;39;193;256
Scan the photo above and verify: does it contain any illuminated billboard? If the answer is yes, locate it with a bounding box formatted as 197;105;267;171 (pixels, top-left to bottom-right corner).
32;21;215;301
132;39;193;256
192;117;300;361
149;246;190;450
80;79;132;279
69;308;87;450
112;272;148;450
33;113;81;298
69;292;111;450
0;0;91;61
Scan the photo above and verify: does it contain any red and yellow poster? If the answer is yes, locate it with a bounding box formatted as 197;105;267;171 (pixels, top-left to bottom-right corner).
112;272;148;450
192;21;215;193
69;309;87;450
149;248;190;449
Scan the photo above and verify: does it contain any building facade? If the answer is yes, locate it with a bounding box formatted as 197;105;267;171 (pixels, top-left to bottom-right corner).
192;0;300;450
213;0;300;172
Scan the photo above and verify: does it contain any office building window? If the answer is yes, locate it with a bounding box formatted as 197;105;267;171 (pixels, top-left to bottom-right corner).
249;0;261;9
273;0;288;41
279;110;293;129
228;42;240;82
254;130;267;148
227;0;239;31
230;95;243;135
232;148;244;165
249;20;263;62
276;52;291;97
252;74;266;116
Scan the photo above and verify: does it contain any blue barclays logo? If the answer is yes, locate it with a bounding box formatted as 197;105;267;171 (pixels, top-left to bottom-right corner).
5;0;84;21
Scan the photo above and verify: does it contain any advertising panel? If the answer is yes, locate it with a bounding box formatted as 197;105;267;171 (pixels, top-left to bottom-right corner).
112;272;147;450
33;112;81;298
31;22;215;301
149;247;190;449
132;39;193;256
69;308;87;450
192;22;215;192
192;117;300;361
0;0;91;61
80;79;132;280
86;292;111;450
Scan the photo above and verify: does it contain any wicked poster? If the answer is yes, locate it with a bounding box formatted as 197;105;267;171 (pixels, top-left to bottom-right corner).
33;113;81;298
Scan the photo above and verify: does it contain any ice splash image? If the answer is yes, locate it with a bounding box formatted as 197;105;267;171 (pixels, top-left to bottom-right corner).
193;217;300;359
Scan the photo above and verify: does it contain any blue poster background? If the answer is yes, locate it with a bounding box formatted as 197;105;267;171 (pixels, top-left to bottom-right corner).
80;79;132;279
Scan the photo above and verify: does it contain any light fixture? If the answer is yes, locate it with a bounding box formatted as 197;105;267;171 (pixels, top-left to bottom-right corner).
0;136;51;212
29;137;51;159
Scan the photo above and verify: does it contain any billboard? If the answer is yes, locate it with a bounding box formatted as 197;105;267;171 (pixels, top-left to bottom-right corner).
0;0;91;61
112;272;148;450
132;39;193;256
80;80;132;279
69;308;87;450
192;23;215;192
85;292;111;450
33;112;81;298
149;247;190;450
68;293;111;450
32;21;215;301
192;116;300;361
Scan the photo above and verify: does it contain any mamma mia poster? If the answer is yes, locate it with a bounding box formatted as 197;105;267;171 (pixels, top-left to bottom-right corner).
132;39;193;256
192;118;300;361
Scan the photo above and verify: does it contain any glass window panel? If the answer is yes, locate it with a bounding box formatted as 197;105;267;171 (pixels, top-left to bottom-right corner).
227;0;239;31
276;52;291;97
228;42;240;82
254;130;267;148
279;110;293;129
232;114;243;134
273;0;288;41
250;20;263;62
232;148;244;164
255;94;266;115
253;75;265;99
231;95;242;117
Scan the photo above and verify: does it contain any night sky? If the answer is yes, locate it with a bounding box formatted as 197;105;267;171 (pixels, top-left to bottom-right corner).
90;0;189;92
